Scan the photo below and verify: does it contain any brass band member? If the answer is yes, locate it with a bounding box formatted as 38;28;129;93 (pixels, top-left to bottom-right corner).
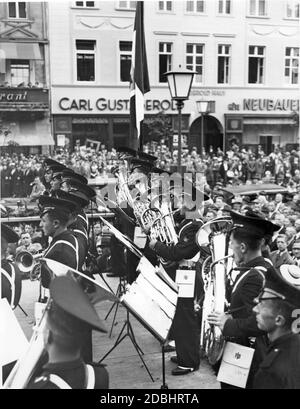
207;210;280;388
27;276;109;389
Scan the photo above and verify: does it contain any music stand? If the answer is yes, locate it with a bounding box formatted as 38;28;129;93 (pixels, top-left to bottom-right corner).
104;275;126;338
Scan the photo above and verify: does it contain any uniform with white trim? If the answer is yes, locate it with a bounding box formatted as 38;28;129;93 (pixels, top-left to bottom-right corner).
27;276;109;389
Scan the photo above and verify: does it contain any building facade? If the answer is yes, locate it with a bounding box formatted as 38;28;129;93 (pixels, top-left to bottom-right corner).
0;1;52;154
50;1;299;153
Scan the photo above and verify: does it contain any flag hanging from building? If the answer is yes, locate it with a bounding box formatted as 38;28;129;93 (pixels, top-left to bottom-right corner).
130;1;150;149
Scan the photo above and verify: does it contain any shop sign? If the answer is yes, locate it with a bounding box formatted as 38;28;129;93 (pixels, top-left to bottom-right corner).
0;88;48;103
58;98;177;112
228;99;299;111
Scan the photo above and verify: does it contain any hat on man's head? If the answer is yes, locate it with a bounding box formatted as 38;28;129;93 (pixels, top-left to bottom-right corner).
43;158;63;168
67;179;96;200
279;264;300;288
116;146;138;160
150;167;172;176
45;164;66;175
38;195;77;217
137;151;157;164
1;223;19;243
232;197;243;205
53;189;89;209
229;209;280;238
61;170;88;185
130;158;153;174
264;268;300;308
49;276;107;334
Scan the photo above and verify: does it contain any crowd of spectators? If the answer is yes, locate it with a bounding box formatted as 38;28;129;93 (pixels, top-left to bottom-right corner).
2;142;300;199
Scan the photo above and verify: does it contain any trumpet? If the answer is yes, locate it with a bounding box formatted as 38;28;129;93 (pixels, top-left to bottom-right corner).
15;251;44;280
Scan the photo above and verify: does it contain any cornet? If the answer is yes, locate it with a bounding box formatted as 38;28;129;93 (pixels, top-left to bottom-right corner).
15;251;44;280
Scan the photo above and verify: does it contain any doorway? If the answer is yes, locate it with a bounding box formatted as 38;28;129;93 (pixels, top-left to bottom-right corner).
189;115;224;154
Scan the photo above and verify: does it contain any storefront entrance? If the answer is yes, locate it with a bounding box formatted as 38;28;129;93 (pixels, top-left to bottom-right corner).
189;115;224;154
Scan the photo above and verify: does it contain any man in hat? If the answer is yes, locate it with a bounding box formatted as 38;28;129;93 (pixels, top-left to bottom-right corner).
28;276;109;389
207;210;280;387
231;197;243;212
252;268;300;389
38;195;79;292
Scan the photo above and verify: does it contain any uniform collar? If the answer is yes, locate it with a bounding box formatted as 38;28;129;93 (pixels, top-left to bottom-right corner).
268;332;294;351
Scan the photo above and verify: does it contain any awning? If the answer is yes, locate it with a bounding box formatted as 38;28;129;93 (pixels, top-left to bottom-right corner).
0;42;42;60
0;118;54;146
243;117;294;125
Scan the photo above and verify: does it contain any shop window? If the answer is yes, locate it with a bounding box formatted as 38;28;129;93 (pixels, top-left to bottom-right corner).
158;1;173;11
119;41;132;82
286;1;299;18
76;40;96;82
217;44;231;84
248;46;265;84
186;43;204;84
248;0;267;16
159;42;172;83
285;47;299;84
10;59;30;87
117;1;136;10
8;2;27;19
218;0;231;14
186;1;205;13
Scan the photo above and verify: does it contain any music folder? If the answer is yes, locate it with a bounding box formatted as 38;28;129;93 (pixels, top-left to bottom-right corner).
121;256;178;343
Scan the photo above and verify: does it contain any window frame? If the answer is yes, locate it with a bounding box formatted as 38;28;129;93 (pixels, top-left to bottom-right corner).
285;0;300;19
247;0;268;17
115;1;137;10
119;40;133;84
158;41;173;83
7;2;27;19
217;44;231;84
217;0;232;15
185;0;206;14
185;42;205;85
73;1;96;8
248;45;266;85
284;47;299;85
10;59;30;87
157;1;173;12
75;39;97;84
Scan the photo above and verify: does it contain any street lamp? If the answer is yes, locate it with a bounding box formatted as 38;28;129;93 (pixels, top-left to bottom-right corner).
196;100;212;158
165;66;196;173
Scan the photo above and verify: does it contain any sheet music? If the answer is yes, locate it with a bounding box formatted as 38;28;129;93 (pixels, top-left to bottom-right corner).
121;257;178;342
99;215;143;258
156;263;178;292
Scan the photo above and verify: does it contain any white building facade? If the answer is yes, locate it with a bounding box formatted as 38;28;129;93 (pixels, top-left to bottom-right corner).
48;0;300;154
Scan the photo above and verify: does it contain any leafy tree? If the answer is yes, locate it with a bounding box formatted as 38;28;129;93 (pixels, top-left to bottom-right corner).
142;111;173;146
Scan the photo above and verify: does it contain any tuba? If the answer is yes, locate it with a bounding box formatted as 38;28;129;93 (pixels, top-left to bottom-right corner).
196;216;233;365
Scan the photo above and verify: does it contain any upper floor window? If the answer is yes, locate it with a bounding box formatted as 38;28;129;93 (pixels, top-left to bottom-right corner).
248;45;265;84
218;0;231;14
75;1;95;7
119;41;132;82
285;47;299;84
159;42;172;83
218;44;231;84
186;43;204;84
76;40;96;82
248;0;267;16
158;1;173;11
10;60;30;87
117;1;136;9
8;2;27;19
186;1;205;13
286;1;299;18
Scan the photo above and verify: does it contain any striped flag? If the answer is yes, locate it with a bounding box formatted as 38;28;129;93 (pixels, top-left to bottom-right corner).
130;1;150;150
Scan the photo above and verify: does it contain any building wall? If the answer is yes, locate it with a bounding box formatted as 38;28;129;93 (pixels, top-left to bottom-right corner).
48;0;300;151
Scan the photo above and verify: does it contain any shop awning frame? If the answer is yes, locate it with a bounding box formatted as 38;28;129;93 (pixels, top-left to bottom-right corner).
0;42;42;60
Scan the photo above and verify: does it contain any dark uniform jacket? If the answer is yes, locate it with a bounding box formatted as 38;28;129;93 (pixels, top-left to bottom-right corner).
70;211;89;272
223;256;271;342
253;333;300;389
28;359;109;389
42;230;79;288
1;260;22;309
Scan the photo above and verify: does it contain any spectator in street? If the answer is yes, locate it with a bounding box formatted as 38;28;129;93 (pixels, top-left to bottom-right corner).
29;176;46;201
270;234;296;270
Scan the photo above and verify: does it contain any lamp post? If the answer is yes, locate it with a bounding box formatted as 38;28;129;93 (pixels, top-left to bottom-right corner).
196;100;212;159
165;67;196;173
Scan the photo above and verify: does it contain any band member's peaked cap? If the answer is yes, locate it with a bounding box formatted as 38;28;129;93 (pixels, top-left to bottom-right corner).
53;189;89;209
38;195;77;216
130;158;154;173
50;276;108;333
137;151;158;163
1;223;19;243
229;209;280;238
264;268;300;308
67;179;96;200
61;169;88;185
